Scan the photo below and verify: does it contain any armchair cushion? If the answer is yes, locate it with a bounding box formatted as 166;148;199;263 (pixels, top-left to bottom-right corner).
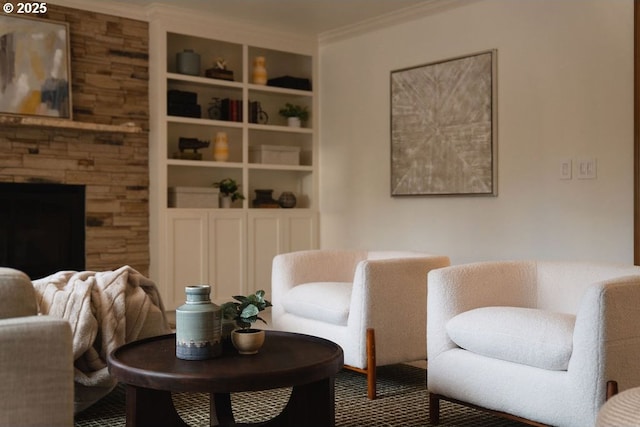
446;306;575;371
282;281;352;325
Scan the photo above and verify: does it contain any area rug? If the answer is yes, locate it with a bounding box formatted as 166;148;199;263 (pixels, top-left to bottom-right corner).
75;364;525;427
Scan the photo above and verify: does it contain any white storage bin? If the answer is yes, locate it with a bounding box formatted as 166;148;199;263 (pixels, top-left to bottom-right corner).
249;145;300;166
168;187;219;208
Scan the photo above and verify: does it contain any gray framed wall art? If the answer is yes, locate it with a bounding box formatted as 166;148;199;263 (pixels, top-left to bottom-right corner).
0;15;72;119
390;50;497;196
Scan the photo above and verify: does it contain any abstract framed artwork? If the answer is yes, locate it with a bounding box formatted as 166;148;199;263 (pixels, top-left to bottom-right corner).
0;14;72;119
390;50;497;196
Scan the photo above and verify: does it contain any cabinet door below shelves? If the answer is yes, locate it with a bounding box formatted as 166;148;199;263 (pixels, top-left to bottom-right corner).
208;211;246;304
287;213;318;252
248;214;284;298
247;211;318;298
166;211;208;310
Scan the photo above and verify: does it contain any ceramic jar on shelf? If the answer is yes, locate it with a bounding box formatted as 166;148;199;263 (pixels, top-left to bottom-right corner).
252;56;267;85
176;49;200;76
278;191;297;208
213;131;229;162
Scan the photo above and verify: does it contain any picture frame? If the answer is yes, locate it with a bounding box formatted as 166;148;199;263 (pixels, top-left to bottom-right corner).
0;14;72;119
390;50;497;196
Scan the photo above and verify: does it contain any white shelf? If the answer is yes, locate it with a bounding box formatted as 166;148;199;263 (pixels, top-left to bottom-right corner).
167;159;243;168
167;72;243;89
167;159;312;172
167;115;244;128
248;163;313;172
248;123;313;133
247;83;312;97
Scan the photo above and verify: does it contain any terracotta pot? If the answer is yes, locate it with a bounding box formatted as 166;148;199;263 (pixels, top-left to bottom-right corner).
231;328;265;355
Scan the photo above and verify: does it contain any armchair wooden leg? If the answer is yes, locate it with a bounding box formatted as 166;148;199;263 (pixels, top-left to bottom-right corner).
429;392;441;425
607;380;619;400
366;328;376;400
344;328;377;400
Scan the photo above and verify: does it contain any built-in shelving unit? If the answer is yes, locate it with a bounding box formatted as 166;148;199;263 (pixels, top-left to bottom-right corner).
160;32;315;209
148;11;319;309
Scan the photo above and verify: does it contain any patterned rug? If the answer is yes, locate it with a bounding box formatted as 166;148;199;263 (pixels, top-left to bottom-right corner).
75;364;526;427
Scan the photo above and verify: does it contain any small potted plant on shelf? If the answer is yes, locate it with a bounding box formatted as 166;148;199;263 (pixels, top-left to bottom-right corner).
213;178;245;208
278;103;309;128
221;290;272;354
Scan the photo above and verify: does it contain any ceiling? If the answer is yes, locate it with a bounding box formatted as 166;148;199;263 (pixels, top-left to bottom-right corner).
121;0;431;36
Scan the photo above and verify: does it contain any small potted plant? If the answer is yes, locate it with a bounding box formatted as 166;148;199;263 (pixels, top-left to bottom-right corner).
213;178;245;208
278;103;309;128
221;290;272;354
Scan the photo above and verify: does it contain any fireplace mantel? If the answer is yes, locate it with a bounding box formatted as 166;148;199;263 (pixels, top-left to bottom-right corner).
0;114;144;134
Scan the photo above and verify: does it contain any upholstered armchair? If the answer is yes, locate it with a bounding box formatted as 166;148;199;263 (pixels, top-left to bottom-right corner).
0;267;74;427
427;261;640;427
271;249;450;399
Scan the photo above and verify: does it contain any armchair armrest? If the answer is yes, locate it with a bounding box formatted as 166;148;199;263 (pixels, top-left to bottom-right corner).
0;316;74;427
571;276;640;397
348;256;450;365
427;261;537;360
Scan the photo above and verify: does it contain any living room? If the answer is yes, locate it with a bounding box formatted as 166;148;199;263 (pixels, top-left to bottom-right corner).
0;0;636;426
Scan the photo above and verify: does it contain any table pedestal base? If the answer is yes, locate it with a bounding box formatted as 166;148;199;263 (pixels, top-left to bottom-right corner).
125;377;336;427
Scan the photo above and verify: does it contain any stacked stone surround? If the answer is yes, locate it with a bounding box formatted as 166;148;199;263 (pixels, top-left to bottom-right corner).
0;6;151;275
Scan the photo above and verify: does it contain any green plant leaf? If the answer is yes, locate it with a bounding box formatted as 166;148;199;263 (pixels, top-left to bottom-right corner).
241;304;259;319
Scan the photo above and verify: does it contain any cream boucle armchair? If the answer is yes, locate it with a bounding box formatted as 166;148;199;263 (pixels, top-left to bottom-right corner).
0;267;74;427
427;261;640;427
271;249;450;399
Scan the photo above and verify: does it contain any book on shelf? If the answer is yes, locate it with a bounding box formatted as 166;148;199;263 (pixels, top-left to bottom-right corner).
220;98;243;122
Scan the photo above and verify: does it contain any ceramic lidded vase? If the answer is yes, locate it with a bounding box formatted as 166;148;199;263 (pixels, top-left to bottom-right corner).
176;285;222;360
176;49;200;76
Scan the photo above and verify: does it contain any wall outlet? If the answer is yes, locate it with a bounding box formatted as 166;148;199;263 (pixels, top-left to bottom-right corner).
577;158;597;179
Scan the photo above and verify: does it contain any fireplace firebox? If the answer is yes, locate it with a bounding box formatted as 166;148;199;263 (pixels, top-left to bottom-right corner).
0;182;85;279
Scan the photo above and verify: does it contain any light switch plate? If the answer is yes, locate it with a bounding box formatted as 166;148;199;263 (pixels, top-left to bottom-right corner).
559;159;572;180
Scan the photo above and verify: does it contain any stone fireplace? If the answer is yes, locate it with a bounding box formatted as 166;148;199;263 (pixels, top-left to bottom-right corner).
0;6;150;275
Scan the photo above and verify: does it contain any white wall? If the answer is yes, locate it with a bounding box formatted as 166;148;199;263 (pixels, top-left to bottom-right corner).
319;0;634;265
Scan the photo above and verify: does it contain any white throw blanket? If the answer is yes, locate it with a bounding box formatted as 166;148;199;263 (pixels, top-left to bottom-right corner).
32;265;171;412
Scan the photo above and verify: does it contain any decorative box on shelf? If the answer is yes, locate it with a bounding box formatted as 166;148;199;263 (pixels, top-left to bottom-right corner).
205;68;234;81
168;187;219;208
249;145;300;166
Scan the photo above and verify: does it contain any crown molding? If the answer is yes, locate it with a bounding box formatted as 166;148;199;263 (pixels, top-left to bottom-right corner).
48;0;149;20
144;3;316;53
48;1;316;51
318;0;484;45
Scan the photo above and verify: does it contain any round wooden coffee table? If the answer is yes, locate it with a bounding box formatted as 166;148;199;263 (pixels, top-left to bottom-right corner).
107;331;343;427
